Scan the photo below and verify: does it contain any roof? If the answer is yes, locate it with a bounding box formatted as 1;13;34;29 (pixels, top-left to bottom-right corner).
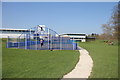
86;37;96;39
0;28;28;30
61;33;86;36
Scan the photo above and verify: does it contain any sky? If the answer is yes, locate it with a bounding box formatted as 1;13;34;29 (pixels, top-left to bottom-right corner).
2;2;117;34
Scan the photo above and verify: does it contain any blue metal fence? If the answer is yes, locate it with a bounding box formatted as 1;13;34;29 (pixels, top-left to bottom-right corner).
6;26;77;50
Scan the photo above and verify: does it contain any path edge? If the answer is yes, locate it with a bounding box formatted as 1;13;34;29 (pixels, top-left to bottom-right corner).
61;46;93;79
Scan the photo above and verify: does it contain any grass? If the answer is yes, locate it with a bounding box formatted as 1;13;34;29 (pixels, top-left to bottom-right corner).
0;39;2;79
2;39;79;79
79;40;118;78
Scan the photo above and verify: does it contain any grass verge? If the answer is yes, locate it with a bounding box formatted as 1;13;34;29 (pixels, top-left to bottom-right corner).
2;39;79;78
79;40;118;78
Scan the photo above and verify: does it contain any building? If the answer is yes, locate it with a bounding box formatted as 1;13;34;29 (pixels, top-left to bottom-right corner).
86;36;96;42
0;28;35;38
0;25;51;38
60;33;86;42
0;28;87;42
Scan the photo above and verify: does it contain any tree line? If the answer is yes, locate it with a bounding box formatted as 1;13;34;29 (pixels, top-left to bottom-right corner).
100;2;120;41
88;2;120;44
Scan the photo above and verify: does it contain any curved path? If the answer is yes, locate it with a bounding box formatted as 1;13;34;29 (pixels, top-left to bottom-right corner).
61;46;93;79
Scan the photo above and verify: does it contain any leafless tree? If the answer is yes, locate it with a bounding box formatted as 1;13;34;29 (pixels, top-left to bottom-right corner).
100;2;120;41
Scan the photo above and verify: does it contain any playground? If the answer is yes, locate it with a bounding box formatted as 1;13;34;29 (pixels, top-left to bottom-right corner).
2;25;80;79
6;25;77;50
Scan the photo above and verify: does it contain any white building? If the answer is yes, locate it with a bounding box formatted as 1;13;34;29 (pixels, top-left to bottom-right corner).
0;28;33;38
0;28;86;42
60;33;86;42
0;25;46;38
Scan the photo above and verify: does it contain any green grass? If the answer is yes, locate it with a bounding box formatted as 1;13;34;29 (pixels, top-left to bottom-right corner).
2;40;79;78
79;40;118;78
0;39;2;79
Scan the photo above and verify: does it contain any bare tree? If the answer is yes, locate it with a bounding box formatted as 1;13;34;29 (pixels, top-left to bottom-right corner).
110;2;120;40
101;24;114;40
101;2;120;41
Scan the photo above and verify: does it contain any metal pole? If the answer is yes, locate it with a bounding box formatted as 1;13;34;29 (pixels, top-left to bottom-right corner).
36;34;37;50
25;34;27;49
49;30;52;50
73;37;74;50
51;33;52;50
18;36;20;49
60;36;62;50
7;36;9;48
29;29;31;49
17;37;19;48
48;28;50;50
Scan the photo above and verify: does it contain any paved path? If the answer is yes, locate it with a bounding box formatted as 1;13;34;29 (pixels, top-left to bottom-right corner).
61;46;93;79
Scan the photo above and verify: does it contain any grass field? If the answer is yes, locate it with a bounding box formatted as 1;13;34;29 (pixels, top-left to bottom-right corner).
2;39;79;79
79;40;118;78
0;40;2;79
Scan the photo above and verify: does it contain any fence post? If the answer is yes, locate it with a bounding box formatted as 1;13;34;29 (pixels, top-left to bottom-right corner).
36;34;37;50
18;37;19;48
73;37;74;50
29;28;31;49
7;36;9;48
60;36;62;50
48;28;50;50
51;35;52;50
25;34;27;49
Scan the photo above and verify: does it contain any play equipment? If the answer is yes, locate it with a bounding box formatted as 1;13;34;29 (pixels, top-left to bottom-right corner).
6;25;77;50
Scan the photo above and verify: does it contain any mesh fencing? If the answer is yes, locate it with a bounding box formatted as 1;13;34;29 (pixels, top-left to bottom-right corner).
6;26;77;50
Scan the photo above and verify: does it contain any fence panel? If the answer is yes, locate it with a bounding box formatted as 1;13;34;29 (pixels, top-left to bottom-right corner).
7;26;77;50
7;36;18;48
